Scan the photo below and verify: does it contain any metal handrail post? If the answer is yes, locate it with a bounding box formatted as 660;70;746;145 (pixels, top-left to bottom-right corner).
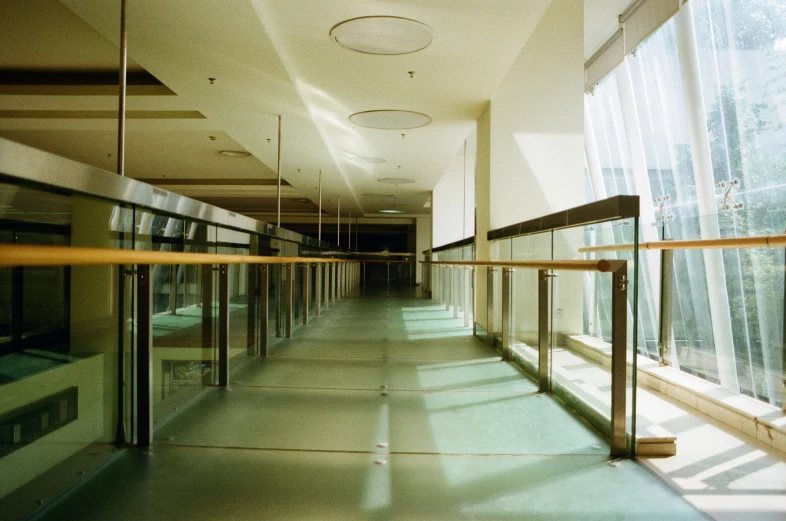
136;264;153;447
218;264;229;386
538;269;550;392
285;263;294;338
486;267;496;346
501;267;513;360
463;266;471;328
259;265;269;356
315;264;322;317
610;265;629;457
659;249;674;365
302;263;310;325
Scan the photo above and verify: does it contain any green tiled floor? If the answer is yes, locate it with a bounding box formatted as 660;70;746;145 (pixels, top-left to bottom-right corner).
36;286;708;521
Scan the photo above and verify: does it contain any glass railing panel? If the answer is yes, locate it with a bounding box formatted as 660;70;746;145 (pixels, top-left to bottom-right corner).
0;188;131;517
216;228;252;374
144;213;218;428
508;269;539;380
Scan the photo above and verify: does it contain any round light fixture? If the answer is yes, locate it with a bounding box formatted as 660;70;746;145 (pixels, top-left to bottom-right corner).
379;209;404;214
351;156;386;163
350;110;431;130
377;177;415;184
218;150;251;157
330;16;433;55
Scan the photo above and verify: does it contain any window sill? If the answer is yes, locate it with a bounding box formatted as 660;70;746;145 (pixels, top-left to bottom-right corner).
567;335;786;455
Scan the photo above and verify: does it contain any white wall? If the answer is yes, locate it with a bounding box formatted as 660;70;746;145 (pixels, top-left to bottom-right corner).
432;129;476;248
474;104;491;330
489;0;585;229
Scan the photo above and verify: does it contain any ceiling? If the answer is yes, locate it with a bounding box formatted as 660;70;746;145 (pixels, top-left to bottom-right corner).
0;0;630;226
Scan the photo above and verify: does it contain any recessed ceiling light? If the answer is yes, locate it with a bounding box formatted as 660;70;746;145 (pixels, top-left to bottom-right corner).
379;209;404;214
218;150;251;157
349;110;431;130
330;16;434;55
351;156;386;163
296;198;310;203
377;177;415;184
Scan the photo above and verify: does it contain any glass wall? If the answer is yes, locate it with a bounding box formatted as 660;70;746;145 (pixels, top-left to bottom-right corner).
430;243;475;326
0;184;135;518
584;0;786;407
0;174;332;517
490;217;639;449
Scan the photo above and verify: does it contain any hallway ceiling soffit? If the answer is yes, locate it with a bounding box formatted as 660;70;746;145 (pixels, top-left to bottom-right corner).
4;0;552;219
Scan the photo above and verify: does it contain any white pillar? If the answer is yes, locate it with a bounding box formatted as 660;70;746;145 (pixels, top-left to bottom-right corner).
674;3;739;391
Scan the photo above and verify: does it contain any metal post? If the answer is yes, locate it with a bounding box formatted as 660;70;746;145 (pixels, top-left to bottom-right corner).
116;0;128;177
453;266;460;319
659;249;674;366
201;265;213;350
463;266;471;328
501;267;513;360
276;115;282;227
487;267;496;346
323;263;330;309
259;265;269;356
247;264;256;352
136;265;153;447
315;263;322;317
538;270;550;392
218;264;229;387
169;265;177;315
446;266;452;312
285;263;294;337
336;263;341;300
610;266;629;457
302;263;310;325
275;266;283;337
443;266;449;309
318;170;322;242
331;263;337;303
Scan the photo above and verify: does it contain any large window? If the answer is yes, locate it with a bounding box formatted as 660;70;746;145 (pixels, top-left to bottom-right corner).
584;0;786;406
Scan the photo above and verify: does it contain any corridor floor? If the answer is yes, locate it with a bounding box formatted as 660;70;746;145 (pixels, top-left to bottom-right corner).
37;286;708;521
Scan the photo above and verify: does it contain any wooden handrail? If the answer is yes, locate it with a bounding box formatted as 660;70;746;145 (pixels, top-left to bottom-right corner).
359;259;416;264
578;233;786;254
422;259;624;273
0;244;351;267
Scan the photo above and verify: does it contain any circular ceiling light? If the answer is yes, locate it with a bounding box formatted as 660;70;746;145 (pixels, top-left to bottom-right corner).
377;177;415;184
330;16;433;55
351;156;386;163
350;110;431;130
379;209;404;214
218;150;251;157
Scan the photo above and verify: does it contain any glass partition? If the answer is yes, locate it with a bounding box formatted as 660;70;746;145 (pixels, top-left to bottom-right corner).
0;162;336;517
483;205;640;456
0;186;134;517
